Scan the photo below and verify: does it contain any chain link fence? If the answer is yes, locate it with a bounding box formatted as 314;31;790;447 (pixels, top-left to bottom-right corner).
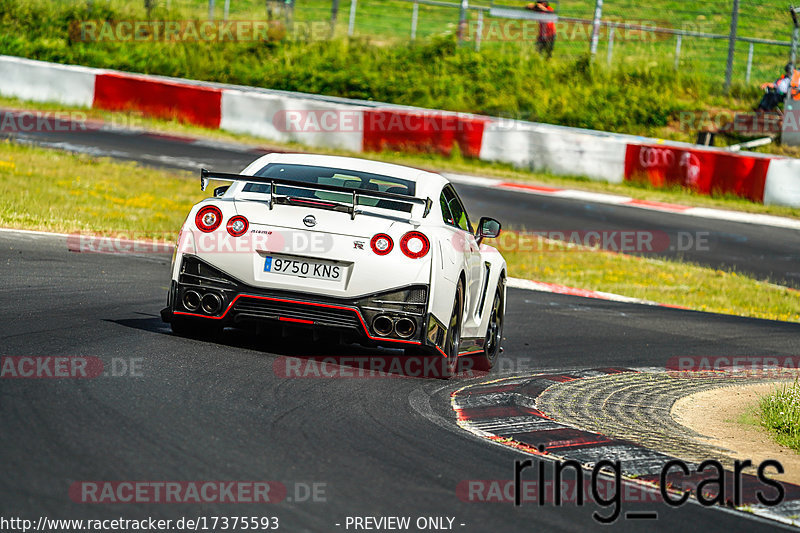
74;0;800;88
333;0;797;88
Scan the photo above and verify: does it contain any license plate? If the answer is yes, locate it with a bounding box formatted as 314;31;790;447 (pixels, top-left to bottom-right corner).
264;256;343;281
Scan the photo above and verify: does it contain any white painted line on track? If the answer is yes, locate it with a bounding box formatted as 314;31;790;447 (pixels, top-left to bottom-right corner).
445;173;800;231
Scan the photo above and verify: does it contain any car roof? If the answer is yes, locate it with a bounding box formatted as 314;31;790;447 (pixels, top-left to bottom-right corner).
240;153;449;199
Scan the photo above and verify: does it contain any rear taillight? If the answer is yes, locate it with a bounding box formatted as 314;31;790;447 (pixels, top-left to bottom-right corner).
195;206;222;233
400;231;430;259
370;233;393;255
226;215;249;237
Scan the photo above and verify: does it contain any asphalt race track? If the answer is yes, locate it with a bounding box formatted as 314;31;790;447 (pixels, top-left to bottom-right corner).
2;120;800;531
3;229;800;531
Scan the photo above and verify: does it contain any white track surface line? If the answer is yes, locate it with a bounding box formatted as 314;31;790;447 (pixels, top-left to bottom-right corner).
0;227;71;238
507;277;680;308
445;173;800;230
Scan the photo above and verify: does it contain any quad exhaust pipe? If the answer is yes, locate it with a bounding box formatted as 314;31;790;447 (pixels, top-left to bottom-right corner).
372;315;416;339
200;293;223;315
181;289;224;315
394;318;416;338
372;315;394;336
182;290;201;312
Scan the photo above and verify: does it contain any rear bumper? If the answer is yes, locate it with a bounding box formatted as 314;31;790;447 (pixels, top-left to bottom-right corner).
162;255;445;352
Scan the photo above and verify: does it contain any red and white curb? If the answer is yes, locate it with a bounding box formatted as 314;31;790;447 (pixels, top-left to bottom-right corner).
506;278;689;309
451;369;800;528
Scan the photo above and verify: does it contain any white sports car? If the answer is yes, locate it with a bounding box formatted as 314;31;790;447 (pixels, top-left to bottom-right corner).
161;154;506;375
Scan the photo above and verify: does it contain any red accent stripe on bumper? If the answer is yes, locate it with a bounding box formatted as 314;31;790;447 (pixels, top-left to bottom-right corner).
279;316;314;325
173;294;422;346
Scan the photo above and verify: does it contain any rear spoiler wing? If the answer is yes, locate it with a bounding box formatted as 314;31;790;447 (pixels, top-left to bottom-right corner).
201;169;432;219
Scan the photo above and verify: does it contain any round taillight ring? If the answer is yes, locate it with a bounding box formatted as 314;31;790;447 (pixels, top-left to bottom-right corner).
370;233;394;256
195;206;222;233
400;231;430;259
226;215;249;237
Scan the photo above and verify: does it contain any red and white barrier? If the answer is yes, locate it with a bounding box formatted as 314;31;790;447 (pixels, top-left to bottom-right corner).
624;143;772;203
94;72;222;129
479;121;628;183
0;55;798;208
764;158;800;207
0;55;95;107
221;90;364;152
362;108;488;158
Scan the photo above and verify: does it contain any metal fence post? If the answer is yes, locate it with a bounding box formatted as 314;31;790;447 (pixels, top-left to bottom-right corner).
348;0;357;36
457;0;468;46
590;0;604;56
286;0;294;32
208;0;215;21
223;0;230;21
411;1;419;41
606;23;614;66
474;11;483;51
782;7;800;146
674;34;682;70
745;42;753;83
331;0;340;37
724;0;740;94
790;7;799;69
786;6;799;126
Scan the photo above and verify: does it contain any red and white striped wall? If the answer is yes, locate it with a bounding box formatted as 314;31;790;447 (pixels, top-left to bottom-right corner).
2;55;798;207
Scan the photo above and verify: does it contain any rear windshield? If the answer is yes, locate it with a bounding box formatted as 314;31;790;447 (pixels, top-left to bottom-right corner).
242;163;417;212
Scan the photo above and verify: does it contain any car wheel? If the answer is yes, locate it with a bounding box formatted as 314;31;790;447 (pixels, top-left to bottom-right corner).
475;278;505;372
442;282;464;378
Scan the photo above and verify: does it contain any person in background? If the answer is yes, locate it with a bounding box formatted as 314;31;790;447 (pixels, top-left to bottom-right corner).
526;1;556;58
756;63;794;112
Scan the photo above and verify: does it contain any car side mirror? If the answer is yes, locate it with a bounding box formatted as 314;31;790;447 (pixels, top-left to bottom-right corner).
476;217;501;244
214;186;230;198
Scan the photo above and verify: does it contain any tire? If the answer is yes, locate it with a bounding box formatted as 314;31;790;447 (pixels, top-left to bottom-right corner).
474;278;505;372
442;282;464;379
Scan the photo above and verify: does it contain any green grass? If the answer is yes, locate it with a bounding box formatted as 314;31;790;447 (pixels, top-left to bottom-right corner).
491;232;800;323
118;0;798;67
0;0;792;142
760;380;800;452
0;139;208;235
737;408;761;428
2;139;799;323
